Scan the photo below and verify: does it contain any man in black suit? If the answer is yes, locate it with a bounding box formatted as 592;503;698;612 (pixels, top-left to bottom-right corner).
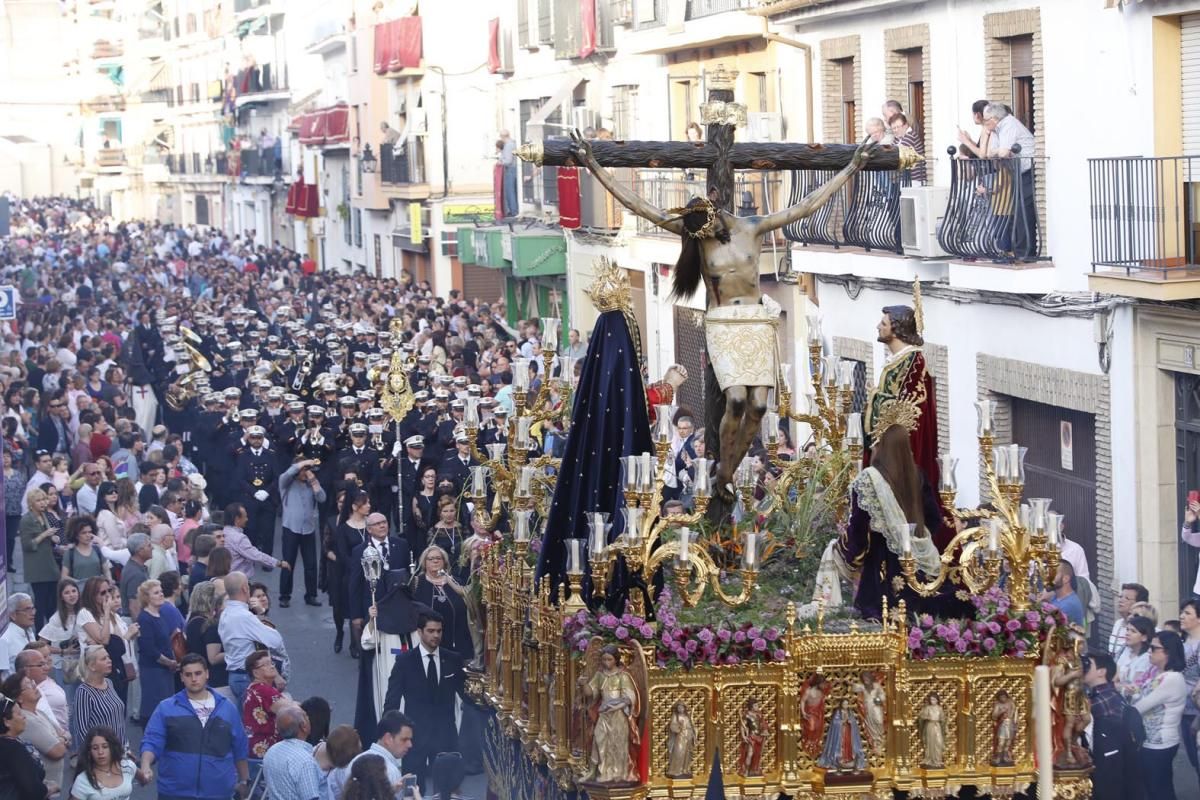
383;609;463;788
351;512;417;743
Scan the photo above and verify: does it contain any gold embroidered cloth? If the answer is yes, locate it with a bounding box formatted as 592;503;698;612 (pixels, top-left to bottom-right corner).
704;304;778;390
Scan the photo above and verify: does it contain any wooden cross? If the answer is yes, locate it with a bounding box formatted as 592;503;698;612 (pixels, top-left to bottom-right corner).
517;75;912;213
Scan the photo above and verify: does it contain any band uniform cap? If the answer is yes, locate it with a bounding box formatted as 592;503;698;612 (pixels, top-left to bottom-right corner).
287;400;305;411
247;426;267;437
223;387;242;397
404;435;425;448
339;396;357;407
239;409;259;420
413;390;430;401
307;404;326;415
349;423;368;434
367;407;385;418
357;390;375;400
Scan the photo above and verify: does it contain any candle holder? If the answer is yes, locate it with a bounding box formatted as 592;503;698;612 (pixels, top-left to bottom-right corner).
900;400;1060;615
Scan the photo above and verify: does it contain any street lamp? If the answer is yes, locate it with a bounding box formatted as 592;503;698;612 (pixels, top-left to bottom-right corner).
360;144;377;174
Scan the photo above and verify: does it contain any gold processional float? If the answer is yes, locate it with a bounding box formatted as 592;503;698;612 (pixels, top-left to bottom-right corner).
369;263;1091;800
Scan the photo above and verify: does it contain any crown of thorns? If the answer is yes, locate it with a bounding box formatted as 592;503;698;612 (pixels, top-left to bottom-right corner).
666;198;719;240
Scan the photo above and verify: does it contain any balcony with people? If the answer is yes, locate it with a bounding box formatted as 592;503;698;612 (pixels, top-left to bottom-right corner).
1086;155;1200;300
378;139;430;200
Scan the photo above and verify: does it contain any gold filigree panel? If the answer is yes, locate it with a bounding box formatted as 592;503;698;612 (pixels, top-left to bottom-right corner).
649;686;710;779
719;683;779;778
970;674;1031;768
907;676;961;770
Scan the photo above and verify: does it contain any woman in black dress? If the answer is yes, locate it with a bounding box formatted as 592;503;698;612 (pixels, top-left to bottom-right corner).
332;489;371;655
427;496;465;584
410;466;438;547
411;545;474;663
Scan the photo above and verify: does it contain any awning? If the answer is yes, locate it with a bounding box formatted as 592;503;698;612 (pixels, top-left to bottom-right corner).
373;16;422;74
392;229;429;253
526;75;584;129
148;61;172;92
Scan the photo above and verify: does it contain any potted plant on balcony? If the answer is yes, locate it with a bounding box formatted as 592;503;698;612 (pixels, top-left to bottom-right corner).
336;203;350;222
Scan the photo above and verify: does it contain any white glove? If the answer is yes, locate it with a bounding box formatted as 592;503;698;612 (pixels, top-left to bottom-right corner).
254;490;269;502
392;441;403;458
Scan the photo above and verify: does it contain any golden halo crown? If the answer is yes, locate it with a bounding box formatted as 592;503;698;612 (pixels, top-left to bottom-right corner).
584;257;633;314
871;399;921;442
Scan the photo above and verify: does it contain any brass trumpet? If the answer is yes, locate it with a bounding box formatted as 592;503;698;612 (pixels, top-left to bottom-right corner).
180;326;203;346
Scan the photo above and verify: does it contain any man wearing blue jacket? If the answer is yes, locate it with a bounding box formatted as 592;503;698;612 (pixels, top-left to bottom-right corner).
139;654;250;799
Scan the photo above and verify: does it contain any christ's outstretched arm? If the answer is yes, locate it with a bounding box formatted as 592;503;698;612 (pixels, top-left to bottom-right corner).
570;133;685;236
754;138;878;236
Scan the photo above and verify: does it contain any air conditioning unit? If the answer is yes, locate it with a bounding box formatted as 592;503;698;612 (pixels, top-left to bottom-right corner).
900;186;949;258
746;112;782;143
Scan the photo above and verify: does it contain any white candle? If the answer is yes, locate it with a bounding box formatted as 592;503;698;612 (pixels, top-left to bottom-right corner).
806;313;822;344
654;405;674;443
901;524;913;556
988;518;1002;554
938;455;958;492
517;465;534;497
639;452;654;491
516;417;532;449
838;359;855;390
975;399;995;436
540;317;561;354
512;359;531;392
621;456;640;493
513;510;532;542
679;527;690;563
565;538;584;576
762;411;780;445
779;362;793;392
470;466;489;498
743;532;759;570
693;458;711;498
1035;665;1054;800
1047;512;1061;547
464;397;480;426
588;513;608;555
623;507;643;541
845;413;864;446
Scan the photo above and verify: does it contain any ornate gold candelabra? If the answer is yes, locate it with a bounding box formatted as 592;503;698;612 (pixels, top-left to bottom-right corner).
763;316;864;521
898;398;1061;615
462;315;572;536
583;413;761;613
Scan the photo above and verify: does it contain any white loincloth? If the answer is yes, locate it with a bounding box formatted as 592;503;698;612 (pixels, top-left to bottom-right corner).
704;303;779;390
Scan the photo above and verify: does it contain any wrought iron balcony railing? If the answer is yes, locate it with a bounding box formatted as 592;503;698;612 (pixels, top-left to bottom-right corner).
380;141;426;185
1089;155;1200;278
937;148;1045;262
632;169;783;237
783;169;910;254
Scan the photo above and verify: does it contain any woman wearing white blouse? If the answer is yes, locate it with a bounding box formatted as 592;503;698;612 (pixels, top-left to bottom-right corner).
1134;630;1189;800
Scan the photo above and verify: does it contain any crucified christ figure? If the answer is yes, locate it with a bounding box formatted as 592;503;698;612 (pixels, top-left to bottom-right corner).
569;133;876;500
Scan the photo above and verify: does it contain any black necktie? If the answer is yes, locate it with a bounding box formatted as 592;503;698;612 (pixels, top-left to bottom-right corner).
426;653;437;688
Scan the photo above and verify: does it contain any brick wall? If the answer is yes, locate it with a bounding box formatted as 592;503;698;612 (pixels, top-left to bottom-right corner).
983;8;1047;243
821;35;862;143
883;24;932;145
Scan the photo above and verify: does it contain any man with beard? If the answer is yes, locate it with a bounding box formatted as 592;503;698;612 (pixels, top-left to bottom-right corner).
863;297;945;546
